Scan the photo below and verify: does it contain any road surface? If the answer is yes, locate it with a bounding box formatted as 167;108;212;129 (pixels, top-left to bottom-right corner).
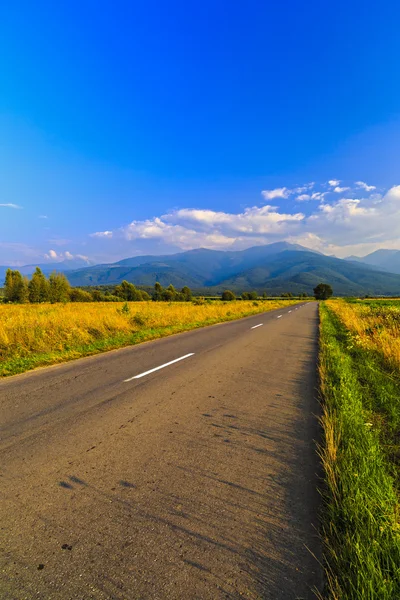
0;302;322;599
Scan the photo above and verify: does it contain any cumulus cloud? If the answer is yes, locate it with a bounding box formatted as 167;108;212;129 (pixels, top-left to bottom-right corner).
85;181;400;260
305;185;400;255
119;204;305;250
0;203;22;209
262;183;315;201
44;249;89;261
296;190;328;201
355;181;377;192
293;183;315;194
310;192;327;201
328;179;341;187
261;187;290;200
333;186;351;193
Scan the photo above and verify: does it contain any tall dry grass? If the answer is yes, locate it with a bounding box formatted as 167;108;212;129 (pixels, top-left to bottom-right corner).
318;302;400;599
0;299;299;376
326;299;400;370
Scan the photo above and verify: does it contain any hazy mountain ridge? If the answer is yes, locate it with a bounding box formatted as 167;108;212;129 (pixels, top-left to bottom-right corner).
59;243;400;295
3;243;400;295
0;258;93;283
344;249;400;275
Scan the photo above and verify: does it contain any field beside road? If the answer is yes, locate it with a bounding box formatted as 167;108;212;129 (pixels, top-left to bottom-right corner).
0;298;300;377
319;298;400;599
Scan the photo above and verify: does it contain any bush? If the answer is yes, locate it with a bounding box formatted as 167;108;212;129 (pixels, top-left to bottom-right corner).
70;288;93;302
221;290;235;301
117;302;131;315
132;313;147;327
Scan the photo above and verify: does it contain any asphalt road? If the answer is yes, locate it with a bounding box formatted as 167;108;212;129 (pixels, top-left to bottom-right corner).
0;302;322;599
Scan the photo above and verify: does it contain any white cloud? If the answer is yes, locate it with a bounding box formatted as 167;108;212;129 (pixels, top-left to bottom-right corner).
83;181;400;261
0;203;22;209
90;230;113;238
355;181;377;192
305;185;400;256
261;187;290;200
310;192;327;201
333;186;351;193
328;179;340;187
296;190;325;201
91;203;306;253
293;182;315;194
44;249;89;261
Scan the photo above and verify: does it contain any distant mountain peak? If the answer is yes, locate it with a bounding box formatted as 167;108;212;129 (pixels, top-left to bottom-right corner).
4;242;400;295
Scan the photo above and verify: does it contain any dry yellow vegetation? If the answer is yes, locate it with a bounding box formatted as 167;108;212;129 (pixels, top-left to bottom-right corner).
0;299;300;376
326;298;400;370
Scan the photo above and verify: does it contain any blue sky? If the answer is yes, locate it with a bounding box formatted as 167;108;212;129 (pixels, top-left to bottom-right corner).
1;0;400;265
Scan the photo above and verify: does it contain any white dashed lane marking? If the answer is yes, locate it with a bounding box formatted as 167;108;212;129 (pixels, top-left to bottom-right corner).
124;353;195;381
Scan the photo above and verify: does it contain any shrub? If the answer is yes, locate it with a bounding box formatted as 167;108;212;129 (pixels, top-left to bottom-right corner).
221;290;235;301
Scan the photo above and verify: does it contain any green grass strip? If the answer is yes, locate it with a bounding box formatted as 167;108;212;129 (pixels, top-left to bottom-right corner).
318;303;400;599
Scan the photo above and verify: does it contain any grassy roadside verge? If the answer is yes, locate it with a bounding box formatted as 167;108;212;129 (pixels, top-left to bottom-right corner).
0;300;300;378
318;302;400;599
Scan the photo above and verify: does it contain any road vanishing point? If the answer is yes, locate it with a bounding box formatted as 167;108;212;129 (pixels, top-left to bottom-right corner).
0;303;323;599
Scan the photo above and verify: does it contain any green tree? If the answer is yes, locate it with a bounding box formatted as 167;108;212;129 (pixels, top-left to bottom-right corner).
313;283;333;300
4;269;14;302
241;292;250;300
153;282;163;301
28;267;50;303
181;286;192;301
49;272;71;303
162;284;177;301
91;289;104;301
248;291;258;300
114;280;143;301
139;290;151;301
4;269;28;303
221;290;235;301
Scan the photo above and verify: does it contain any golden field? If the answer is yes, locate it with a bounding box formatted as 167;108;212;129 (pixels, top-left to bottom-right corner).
0;299;300;376
326;298;400;370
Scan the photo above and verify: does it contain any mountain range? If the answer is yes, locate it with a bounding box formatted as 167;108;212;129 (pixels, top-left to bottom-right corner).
0;258;92;286
345;249;400;275
3;242;400;296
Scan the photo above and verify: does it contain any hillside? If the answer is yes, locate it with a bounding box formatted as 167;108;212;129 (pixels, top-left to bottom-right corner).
345;249;400;275
63;243;400;296
4;242;400;296
217;250;400;295
63;243;316;288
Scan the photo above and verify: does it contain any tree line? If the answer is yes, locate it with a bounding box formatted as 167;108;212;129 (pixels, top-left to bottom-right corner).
1;268;195;304
2;267;327;304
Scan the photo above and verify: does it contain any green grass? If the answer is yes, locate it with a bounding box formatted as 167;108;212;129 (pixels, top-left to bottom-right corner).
318;303;400;599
